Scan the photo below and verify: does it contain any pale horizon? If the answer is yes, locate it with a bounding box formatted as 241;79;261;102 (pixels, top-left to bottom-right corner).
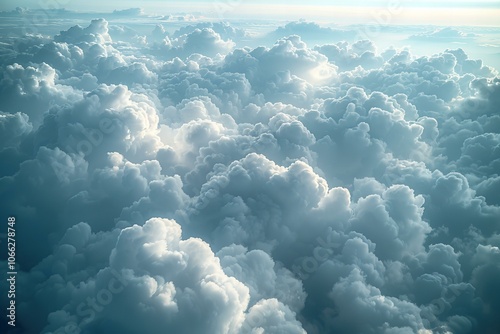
1;1;500;26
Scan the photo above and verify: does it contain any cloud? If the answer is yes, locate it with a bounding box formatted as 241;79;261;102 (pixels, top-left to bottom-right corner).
267;21;356;44
152;27;235;59
240;298;306;334
172;22;247;43
329;268;428;333
16;218;253;334
1;12;500;334
349;184;430;261
222;35;337;106
0;111;33;147
0;62;82;127
111;8;144;16
54;18;112;45
315;40;384;71
217;244;306;312
408;27;478;42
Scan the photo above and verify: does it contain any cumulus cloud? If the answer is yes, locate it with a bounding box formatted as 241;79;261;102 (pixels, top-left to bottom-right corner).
111;8;145;16
172;22;247;43
151;27;235;59
409;27;477;42
1;11;499;334
267;21;356;44
222;35;337;106
55;19;112;45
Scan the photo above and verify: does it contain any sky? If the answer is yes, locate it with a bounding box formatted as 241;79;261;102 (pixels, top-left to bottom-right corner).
1;0;500;25
0;1;500;334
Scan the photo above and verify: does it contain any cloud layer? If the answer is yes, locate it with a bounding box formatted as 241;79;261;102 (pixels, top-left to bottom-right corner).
0;15;499;334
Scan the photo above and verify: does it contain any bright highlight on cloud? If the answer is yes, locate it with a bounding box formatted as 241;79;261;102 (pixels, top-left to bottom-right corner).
0;4;499;334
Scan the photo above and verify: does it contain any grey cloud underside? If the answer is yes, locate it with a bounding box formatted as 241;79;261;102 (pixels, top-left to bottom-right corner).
0;16;499;334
